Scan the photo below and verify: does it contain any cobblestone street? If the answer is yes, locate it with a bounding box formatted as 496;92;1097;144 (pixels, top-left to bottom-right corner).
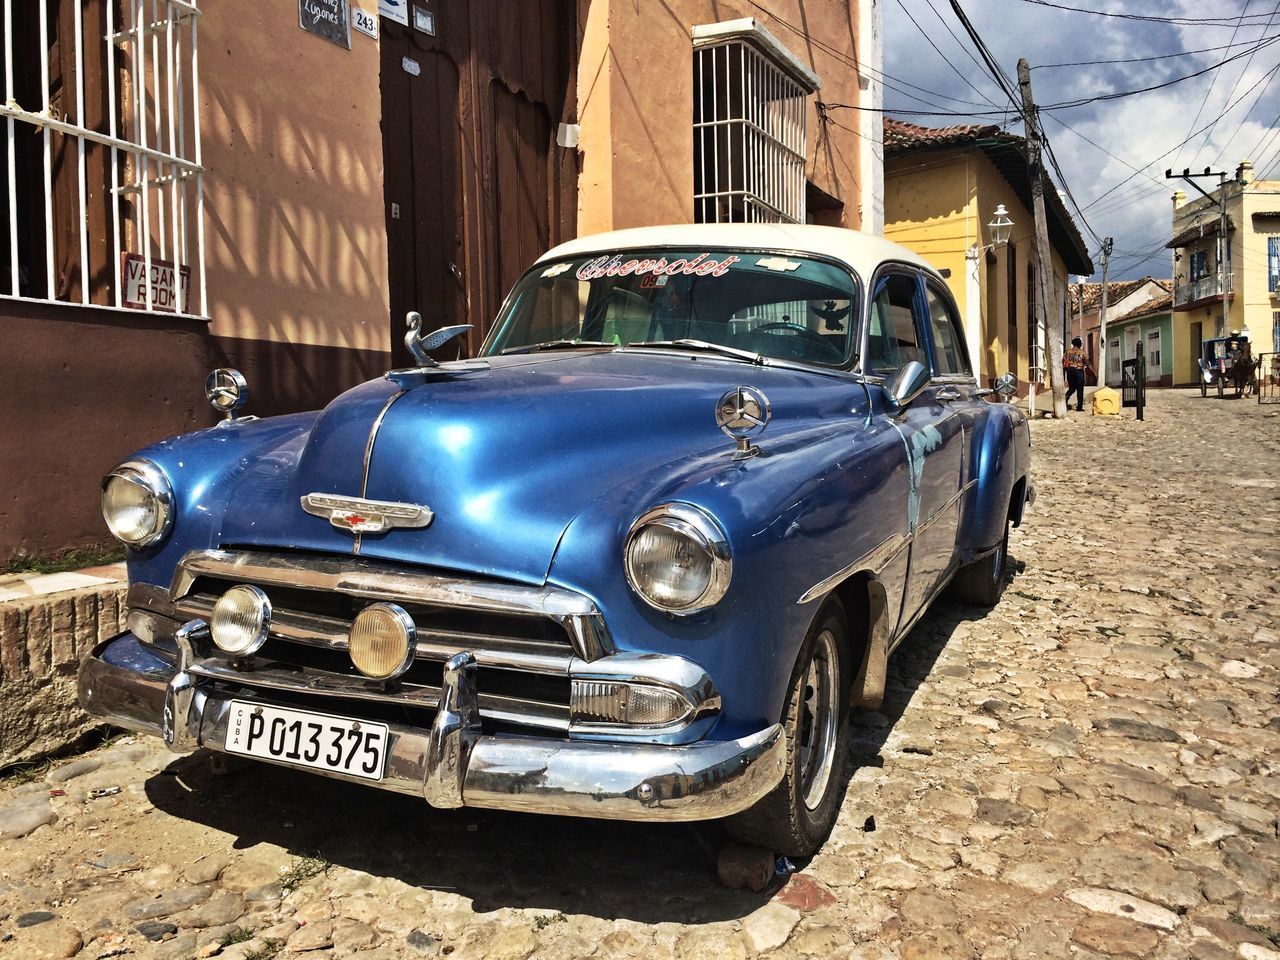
1;388;1277;960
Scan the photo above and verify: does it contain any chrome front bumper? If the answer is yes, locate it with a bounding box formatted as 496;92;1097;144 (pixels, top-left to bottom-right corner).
78;633;786;822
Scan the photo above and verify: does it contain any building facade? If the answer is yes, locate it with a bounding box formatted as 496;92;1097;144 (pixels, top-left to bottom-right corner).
1071;277;1169;385
1103;293;1174;388
2;0;882;558
883;120;1093;392
1170;158;1280;380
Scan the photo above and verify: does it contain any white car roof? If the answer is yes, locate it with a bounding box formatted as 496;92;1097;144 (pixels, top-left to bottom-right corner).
538;223;938;280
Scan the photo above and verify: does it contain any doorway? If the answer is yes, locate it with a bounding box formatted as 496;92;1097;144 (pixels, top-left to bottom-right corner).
378;2;578;366
1190;320;1203;383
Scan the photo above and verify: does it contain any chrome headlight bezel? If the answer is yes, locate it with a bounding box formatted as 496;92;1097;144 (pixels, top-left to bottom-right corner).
101;459;175;548
623;503;732;616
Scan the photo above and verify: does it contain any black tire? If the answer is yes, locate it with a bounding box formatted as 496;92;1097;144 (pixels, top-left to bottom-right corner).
949;522;1010;607
1217;377;1224;399
725;600;851;858
1200;380;1207;398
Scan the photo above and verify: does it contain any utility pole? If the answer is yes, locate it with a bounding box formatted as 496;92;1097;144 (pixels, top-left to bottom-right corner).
1166;167;1230;337
1074;277;1083;342
1017;59;1066;418
1097;238;1113;386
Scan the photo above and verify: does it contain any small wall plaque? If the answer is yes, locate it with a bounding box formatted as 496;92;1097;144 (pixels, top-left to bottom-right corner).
300;0;351;48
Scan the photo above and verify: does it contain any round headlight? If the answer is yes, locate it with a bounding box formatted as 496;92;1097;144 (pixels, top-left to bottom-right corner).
210;585;272;656
101;460;174;547
349;603;416;680
624;504;732;615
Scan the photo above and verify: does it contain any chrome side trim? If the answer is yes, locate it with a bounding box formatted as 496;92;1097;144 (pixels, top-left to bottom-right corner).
913;478;977;536
170;549;614;660
797;532;909;604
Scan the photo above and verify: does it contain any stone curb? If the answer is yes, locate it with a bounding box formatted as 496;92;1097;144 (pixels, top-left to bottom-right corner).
0;583;127;766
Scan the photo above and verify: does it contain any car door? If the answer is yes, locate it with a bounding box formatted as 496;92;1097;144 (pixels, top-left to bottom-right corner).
865;268;965;627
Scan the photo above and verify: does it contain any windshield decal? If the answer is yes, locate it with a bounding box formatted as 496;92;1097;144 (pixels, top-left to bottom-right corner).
575;253;741;281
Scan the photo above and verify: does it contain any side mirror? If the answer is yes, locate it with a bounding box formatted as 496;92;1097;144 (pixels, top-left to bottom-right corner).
976;372;1018;401
888;360;930;410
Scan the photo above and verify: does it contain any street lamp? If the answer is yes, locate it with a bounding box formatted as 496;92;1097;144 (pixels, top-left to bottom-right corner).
987;204;1014;247
968;204;1014;258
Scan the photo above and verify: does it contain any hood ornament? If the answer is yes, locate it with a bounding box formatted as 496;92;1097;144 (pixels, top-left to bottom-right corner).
301;493;433;535
716;386;771;460
205;368;257;425
405;312;472;366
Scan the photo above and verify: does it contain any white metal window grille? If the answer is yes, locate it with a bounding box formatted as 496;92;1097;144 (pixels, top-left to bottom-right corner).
1;0;205;316
693;39;808;225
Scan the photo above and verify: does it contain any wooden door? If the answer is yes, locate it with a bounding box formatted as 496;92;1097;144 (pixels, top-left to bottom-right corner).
380;30;465;368
379;0;578;362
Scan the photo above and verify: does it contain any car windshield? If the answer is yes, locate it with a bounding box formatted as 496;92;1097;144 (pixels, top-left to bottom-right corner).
481;249;860;367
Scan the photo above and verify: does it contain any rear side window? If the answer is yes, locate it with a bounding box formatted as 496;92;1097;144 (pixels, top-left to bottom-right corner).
925;283;972;377
866;273;925;376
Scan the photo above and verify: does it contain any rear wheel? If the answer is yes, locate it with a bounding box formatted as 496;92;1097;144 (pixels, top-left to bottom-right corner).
949;522;1010;607
1217;377;1224;399
1200;379;1207;398
725;600;850;858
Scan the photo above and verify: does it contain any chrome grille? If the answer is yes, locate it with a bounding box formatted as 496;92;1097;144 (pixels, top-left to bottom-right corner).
131;549;616;734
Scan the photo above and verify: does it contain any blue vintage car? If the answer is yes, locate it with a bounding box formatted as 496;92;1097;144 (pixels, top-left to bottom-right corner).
80;224;1031;856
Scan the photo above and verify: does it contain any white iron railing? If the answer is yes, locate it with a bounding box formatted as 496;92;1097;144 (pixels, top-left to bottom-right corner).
1174;272;1231;306
693;38;808;225
1;0;205;316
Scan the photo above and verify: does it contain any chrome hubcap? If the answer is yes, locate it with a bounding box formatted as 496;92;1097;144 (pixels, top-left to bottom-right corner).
992;539;1005;585
797;628;840;811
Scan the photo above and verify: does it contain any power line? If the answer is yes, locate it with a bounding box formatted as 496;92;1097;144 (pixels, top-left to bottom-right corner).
1043;34;1280;112
1032;35;1280;69
1010;0;1280;26
1171;0;1253;173
888;0;1006;111
1081;59;1280;210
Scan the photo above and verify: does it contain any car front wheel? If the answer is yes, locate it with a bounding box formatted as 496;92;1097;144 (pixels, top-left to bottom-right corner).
949;522;1010;607
725;599;850;857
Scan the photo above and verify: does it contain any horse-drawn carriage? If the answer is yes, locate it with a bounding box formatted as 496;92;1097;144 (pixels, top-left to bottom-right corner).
1198;334;1258;398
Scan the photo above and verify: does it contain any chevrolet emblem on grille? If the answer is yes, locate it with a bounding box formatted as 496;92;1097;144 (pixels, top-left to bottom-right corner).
300;493;433;534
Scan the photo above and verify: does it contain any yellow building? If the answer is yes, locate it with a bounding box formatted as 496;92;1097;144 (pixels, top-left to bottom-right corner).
883;119;1094;390
1170;159;1280;381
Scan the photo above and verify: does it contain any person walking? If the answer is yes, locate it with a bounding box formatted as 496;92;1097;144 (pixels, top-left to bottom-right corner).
1063;336;1089;412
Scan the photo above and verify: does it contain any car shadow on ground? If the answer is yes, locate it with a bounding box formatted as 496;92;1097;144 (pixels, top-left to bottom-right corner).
143;574;1012;924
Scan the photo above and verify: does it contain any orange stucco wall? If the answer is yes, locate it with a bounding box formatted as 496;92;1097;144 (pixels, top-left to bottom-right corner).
199;3;390;354
578;0;865;235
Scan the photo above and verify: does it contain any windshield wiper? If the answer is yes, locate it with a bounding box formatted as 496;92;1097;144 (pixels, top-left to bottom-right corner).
625;339;765;365
500;339;613;355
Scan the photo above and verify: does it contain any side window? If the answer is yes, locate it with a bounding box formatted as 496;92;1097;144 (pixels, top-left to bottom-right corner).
866;273;925;376
925;284;972;377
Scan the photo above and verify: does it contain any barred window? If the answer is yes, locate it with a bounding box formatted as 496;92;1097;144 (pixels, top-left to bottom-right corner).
1;0;205;316
692;21;817;225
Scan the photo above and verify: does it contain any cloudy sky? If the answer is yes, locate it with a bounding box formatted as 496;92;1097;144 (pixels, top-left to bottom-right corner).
883;0;1280;280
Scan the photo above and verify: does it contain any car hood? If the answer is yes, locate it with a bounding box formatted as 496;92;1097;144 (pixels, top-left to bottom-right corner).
216;351;867;585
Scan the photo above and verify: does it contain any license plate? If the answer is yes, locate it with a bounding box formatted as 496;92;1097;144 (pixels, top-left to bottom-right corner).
223;701;388;782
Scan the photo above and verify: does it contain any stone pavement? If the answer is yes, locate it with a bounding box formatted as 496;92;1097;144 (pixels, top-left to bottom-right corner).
0;388;1276;960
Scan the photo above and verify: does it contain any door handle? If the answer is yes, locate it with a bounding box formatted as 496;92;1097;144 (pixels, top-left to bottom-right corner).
936;386;963;402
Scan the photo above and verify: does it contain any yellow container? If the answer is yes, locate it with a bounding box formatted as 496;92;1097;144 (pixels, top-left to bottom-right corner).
1092;386;1120;416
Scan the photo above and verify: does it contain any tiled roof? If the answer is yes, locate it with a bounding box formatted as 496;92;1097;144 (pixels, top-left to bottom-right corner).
1071;277;1170;313
882;117;1093;275
883;118;1010;152
1112;292;1174;325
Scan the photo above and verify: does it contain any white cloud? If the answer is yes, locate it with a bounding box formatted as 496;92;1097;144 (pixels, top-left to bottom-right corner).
883;0;1280;278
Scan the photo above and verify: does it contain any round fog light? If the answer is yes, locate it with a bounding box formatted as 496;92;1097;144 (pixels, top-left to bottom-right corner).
349;603;416;680
210;585;271;656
